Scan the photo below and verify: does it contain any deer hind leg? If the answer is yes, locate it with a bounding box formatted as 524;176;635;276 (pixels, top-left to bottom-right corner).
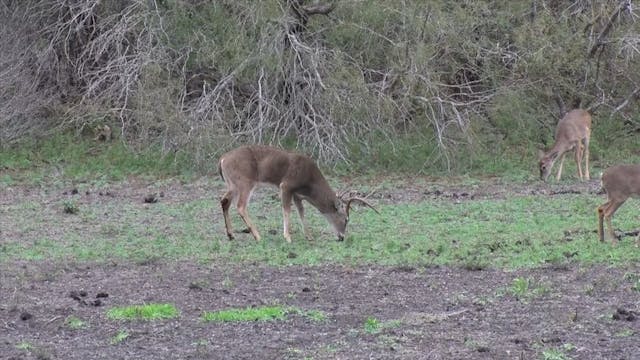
604;200;626;245
293;194;312;241
280;184;294;243
221;189;236;240
555;153;566;181
236;185;261;241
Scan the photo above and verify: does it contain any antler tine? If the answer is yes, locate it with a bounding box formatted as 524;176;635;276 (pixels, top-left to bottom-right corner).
345;196;380;218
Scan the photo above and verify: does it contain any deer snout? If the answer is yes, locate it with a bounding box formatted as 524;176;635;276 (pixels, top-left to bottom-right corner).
540;164;551;182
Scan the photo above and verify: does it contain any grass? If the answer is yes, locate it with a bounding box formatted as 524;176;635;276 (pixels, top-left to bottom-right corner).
201;305;327;323
0;133;194;186
3;134;640;269
106;303;179;321
2;186;639;268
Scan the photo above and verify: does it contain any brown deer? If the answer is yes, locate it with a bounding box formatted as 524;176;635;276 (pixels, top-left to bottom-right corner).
597;164;640;245
218;145;378;242
538;109;591;182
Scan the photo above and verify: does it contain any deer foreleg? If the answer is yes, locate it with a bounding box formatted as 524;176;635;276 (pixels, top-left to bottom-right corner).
280;185;293;243
555;153;566;181
575;145;583;180
583;138;590;180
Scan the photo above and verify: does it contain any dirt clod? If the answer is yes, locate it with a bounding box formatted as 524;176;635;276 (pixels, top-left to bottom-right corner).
20;312;32;321
144;193;158;203
613;308;637;321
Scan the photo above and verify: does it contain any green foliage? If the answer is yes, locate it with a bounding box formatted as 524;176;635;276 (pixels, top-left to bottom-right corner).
106;303;179;321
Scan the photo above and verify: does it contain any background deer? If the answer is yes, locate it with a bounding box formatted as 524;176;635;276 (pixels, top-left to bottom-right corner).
597;164;640;245
538;109;591;182
218;145;378;242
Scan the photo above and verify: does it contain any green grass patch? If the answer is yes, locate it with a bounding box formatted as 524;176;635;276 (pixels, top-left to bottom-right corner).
202;306;286;323
201;305;326;323
106;303;179;321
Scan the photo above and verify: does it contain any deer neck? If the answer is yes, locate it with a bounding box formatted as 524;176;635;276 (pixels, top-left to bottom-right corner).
308;179;338;214
547;139;572;159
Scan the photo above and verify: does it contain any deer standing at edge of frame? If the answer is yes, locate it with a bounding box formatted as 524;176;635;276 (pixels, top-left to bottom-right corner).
538;109;591;182
218;145;378;243
597;164;640;246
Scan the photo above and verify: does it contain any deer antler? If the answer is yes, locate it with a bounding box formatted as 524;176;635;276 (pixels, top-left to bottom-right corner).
345;196;380;218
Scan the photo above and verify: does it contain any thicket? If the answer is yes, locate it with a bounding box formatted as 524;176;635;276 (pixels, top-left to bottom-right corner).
1;0;639;173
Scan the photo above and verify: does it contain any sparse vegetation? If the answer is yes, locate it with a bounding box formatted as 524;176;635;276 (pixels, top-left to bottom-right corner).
362;316;402;335
505;277;550;302
201;305;327;323
110;330;130;345
66;316;87;330
62;200;80;215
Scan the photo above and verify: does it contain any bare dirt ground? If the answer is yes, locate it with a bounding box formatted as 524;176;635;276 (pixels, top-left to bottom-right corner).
1;178;639;359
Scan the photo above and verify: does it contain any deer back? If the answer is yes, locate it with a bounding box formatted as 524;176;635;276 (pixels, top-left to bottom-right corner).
554;109;591;143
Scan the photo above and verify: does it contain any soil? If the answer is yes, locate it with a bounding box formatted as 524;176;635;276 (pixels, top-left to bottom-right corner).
1;177;639;360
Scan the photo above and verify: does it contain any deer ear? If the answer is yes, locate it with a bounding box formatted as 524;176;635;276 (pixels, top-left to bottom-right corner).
537;149;545;160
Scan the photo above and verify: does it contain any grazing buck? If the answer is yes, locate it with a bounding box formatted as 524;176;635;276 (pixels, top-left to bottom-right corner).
218;145;378;242
538;109;591;182
597;164;640;245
